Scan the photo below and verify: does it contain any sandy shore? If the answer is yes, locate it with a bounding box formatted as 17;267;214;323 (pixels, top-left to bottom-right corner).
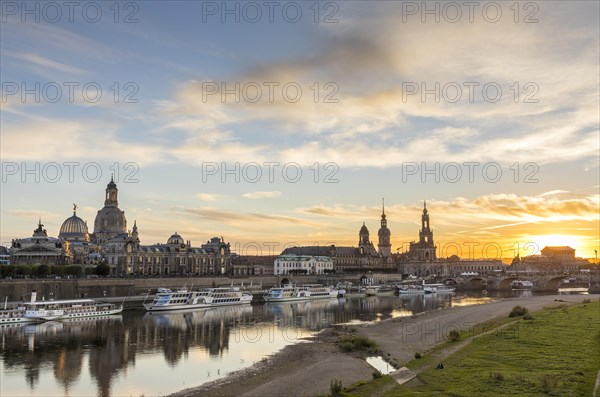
170;294;594;397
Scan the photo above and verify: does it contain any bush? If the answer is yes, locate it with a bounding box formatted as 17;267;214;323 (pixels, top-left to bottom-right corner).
414;352;422;359
490;372;505;381
372;369;383;379
509;305;528;317
523;313;534;320
338;335;378;353
330;379;343;397
582;298;591;304
448;329;461;342
35;265;49;277
95;264;110;276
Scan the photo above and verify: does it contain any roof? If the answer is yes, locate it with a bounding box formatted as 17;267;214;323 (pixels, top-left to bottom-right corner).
541;246;575;251
281;246;333;256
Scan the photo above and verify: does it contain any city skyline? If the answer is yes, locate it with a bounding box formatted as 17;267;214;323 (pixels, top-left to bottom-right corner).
1;2;598;259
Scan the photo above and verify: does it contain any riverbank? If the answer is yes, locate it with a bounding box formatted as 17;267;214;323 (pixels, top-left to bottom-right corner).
170;294;595;397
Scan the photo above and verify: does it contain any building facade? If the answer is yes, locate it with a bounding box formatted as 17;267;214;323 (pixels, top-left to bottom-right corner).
8;180;233;275
274;255;333;275
10;220;67;266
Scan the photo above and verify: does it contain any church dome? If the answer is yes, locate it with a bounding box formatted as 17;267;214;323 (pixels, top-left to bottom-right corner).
59;207;89;242
167;233;184;245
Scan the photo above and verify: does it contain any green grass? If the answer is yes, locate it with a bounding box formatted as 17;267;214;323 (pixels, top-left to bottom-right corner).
386;300;600;397
341;375;397;397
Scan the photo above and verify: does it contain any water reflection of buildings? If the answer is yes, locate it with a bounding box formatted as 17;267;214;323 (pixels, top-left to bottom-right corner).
1;316;125;397
143;305;254;363
1;295;467;397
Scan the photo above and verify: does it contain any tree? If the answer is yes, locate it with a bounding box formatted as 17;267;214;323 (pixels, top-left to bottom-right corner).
95;264;110;276
15;265;31;277
0;266;15;278
36;265;50;277
65;265;82;277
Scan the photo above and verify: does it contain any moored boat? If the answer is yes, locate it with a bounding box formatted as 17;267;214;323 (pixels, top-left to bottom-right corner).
263;284;338;302
511;280;533;290
23;291;123;321
0;308;38;325
144;287;252;311
423;283;455;294
395;285;424;295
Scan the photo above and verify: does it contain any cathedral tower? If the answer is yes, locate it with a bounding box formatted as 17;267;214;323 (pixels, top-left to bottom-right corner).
377;199;391;257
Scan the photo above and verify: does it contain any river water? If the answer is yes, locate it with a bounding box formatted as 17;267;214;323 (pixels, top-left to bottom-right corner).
0;291;520;397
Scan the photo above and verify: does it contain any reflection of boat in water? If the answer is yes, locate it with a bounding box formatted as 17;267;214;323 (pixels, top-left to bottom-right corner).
144;287;253;311
511;280;533;290
263;284;338;302
266;298;340;314
24;291;123;321
144;305;253;329
364;285;395;296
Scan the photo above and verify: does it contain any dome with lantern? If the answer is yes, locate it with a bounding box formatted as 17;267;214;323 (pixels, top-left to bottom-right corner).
59;204;90;242
167;232;184;246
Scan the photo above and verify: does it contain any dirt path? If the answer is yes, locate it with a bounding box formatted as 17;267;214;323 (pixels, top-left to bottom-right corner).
170;294;593;397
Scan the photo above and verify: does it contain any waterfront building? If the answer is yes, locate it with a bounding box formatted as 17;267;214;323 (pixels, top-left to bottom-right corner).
274;254;333;275
0;246;10;265
8;179;232;275
10;220;68;266
231;255;276;276
515;246;589;273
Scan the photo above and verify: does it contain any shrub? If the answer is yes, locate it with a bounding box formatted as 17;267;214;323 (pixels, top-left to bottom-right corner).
372;369;383;379
523;313;534;320
490;372;505;381
414;352;422;359
448;329;461;342
509;305;528;317
338;335;378;353
95;264;110;276
582;298;591;303
330;379;343;397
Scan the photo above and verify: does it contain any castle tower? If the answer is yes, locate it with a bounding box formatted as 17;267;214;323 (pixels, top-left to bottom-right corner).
377;198;391;257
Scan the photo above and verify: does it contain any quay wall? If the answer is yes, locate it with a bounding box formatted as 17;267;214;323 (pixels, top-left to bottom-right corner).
0;273;404;302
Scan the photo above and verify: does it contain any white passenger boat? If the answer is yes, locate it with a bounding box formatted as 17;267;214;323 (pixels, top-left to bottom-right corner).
511;280;534;290
263;284;338;302
395;285;425;295
144;287;253;312
423;284;455;294
0;308;38;325
23;291;123;321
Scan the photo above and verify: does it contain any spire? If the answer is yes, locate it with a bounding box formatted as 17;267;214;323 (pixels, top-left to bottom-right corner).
73;203;77;215
382;198;385;215
111;174;114;183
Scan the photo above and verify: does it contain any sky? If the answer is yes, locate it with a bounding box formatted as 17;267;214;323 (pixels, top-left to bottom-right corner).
1;1;599;259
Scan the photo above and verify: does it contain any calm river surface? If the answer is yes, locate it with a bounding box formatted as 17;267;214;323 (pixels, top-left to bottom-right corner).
0;291;521;397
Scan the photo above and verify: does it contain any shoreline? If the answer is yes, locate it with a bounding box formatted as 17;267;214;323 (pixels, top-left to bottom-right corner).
169;293;594;397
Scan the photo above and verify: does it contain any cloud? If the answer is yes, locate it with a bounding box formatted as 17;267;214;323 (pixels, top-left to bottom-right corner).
242;191;281;200
196;193;225;202
2;51;85;75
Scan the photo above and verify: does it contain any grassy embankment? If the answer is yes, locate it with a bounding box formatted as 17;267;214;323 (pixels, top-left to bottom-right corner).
327;299;600;397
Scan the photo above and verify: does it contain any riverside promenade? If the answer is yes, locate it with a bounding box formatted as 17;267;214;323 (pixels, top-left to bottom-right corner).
171;294;595;397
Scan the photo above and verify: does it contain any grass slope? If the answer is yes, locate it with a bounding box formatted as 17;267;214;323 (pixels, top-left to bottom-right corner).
386;300;600;397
